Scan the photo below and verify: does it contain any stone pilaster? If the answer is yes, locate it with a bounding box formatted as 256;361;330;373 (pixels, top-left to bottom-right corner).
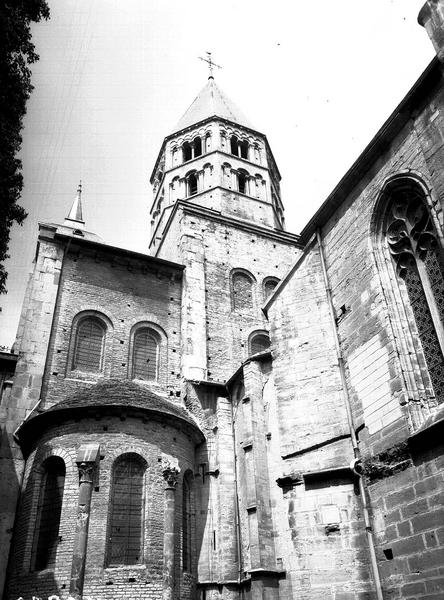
69;444;100;600
162;459;180;600
242;360;283;599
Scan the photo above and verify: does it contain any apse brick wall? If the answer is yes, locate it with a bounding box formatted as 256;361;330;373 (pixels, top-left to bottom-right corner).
5;416;196;600
40;243;183;407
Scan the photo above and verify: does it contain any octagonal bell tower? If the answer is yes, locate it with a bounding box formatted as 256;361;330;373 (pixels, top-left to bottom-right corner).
149;76;285;253
148;74;300;384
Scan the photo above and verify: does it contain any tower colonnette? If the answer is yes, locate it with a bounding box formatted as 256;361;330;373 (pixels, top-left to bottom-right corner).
149;76;285;251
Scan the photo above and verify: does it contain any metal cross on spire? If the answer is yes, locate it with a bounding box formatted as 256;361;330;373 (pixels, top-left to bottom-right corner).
198;52;222;79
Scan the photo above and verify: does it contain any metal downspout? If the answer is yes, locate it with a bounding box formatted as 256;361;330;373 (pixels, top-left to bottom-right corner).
316;229;384;600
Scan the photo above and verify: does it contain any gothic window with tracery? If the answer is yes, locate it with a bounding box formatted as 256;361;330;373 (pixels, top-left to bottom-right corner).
107;454;146;566
232;271;254;311
32;456;65;571
385;180;444;402
72;316;106;372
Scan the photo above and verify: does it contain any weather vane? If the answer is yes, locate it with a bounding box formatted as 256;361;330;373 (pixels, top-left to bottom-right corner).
198;51;222;79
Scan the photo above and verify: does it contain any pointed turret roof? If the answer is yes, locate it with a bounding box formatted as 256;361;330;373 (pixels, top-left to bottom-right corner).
64;181;85;228
173;77;254;133
42;181;103;243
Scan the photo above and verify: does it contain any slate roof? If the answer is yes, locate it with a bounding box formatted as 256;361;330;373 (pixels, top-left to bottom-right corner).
17;379;204;448
173;77;254;133
40;221;104;244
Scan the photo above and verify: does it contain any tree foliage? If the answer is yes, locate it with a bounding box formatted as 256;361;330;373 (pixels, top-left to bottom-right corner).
0;0;50;293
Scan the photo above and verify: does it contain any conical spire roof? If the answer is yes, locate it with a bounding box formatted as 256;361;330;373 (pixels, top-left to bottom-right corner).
173;78;254;133
64;181;85;228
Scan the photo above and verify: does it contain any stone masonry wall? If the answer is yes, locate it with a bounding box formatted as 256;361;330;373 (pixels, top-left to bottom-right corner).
268;245;373;599
0;237;64;597
157;205;300;384
310;75;444;598
183;381;239;598
321;88;444;451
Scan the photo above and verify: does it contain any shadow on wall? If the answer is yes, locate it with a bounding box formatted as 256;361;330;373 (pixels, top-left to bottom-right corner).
4;443;62;600
184;382;221;595
0;426;22;597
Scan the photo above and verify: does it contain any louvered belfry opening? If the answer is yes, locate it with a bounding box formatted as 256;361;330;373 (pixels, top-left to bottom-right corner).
385;179;444;403
73;316;105;371
232;272;254;311
33;456;65;571
194;136;202;157
132;328;159;381
250;333;270;355
183;142;192;162
187;172;198;196
230;135;239;156
239;139;249;159
237;171;247;194
108;454;146;566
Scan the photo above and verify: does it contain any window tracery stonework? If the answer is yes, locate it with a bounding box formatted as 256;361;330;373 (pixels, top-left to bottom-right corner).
386;185;444;405
386;188;439;276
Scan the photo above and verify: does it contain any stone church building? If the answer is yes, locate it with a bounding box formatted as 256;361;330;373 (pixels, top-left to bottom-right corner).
1;2;444;599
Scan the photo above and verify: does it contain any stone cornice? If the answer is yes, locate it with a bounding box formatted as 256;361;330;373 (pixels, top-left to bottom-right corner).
152;199;301;256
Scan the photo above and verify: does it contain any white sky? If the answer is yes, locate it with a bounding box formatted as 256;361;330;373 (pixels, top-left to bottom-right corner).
0;0;435;346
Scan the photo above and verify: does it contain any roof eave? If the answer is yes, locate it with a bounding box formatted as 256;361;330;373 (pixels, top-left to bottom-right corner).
298;57;442;243
39;228;185;272
16;402;205;453
150;115;277;183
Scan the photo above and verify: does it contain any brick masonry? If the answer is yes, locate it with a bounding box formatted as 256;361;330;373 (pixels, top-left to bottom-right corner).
5;415;196;600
